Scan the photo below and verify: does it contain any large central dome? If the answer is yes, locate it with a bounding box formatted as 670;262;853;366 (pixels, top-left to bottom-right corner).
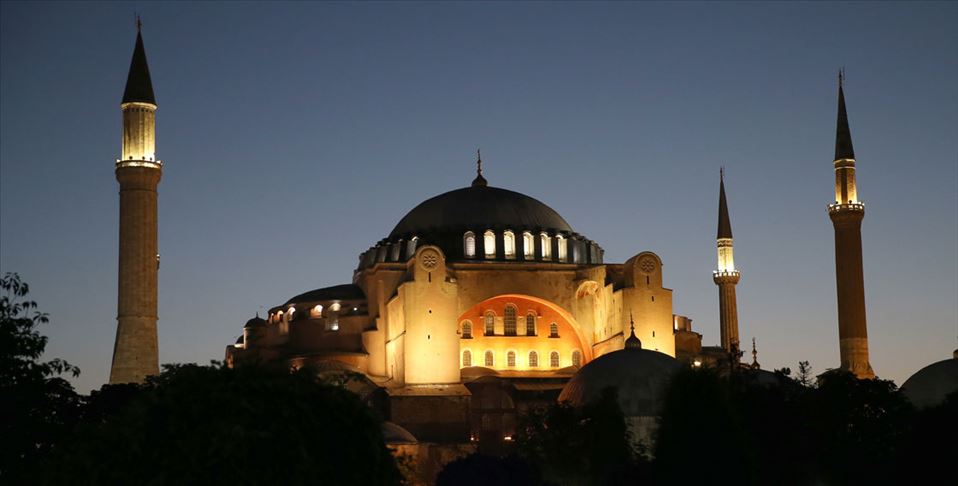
389;185;573;239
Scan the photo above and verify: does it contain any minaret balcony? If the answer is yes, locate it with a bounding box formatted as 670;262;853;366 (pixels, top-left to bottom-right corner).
712;270;740;278
116;158;163;170
828;202;864;214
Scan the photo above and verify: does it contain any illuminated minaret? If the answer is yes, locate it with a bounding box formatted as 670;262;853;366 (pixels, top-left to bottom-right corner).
713;169;740;355
110;23;161;384
828;72;875;379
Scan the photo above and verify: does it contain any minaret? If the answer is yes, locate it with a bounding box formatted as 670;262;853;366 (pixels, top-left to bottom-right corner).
110;22;161;384
713;169;741;356
828;72;875;379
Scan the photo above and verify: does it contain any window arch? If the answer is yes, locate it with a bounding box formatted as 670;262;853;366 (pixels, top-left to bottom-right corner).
464;231;476;258
484;311;495;335
310;305;323;318
504;305;517;336
556;235;567;261
550;351;560;368
503;230;516;259
462;321;472;339
525;312;536;335
462;350;472;367
484;350;494;367
572;350;582;367
549;322;559;338
540;232;552;259
507;351;516;367
483;230;496;258
523;232;534;258
529;351;539;367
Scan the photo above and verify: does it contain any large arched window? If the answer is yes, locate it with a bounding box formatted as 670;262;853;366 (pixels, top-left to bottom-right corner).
529;351;539;367
556;235;567;261
504;305;517;336
462;321;472;339
484;311;495;335
462;350;472;367
549;322;559;338
483;230;496;258
572;350;582;367
484;350;494;367
464;231;476;258
507;351;516;367
503;230;516;259
523;232;534;258
525;312;536;335
540;232;552;259
550;351;560;368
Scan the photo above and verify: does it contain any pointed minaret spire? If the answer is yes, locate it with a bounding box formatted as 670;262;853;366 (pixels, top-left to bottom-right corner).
835;69;855;161
471;148;488;187
122;22;156;105
717;167;733;239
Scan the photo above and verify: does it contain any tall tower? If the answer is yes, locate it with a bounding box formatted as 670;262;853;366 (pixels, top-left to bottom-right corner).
828;72;874;379
110;24;161;384
713;169;741;355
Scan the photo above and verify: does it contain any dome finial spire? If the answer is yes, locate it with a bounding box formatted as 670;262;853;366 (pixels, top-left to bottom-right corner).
751;337;760;369
625;311;642;350
471;148;488;187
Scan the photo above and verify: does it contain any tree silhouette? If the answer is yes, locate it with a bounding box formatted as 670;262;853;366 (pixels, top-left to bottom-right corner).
0;273;80;481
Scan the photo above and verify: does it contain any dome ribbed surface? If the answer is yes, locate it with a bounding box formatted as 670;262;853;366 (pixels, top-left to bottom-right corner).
389;185;573;239
901;356;958;409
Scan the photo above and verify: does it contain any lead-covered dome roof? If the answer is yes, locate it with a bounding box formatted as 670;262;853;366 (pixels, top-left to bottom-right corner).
558;347;681;417
901;350;958;409
389;185;573;239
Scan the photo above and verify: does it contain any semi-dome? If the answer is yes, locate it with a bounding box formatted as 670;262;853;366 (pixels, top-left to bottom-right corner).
558;345;681;417
389;184;573;239
900;350;958;409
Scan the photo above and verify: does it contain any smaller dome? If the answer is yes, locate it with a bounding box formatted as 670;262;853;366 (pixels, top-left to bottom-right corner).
381;421;418;445
244;315;266;329
901;351;958;409
558;347;681;417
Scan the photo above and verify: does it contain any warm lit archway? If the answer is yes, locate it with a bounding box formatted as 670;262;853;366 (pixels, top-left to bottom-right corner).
458;294;591;373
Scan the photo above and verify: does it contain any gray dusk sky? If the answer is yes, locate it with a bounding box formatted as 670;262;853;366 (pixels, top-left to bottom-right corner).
1;2;956;393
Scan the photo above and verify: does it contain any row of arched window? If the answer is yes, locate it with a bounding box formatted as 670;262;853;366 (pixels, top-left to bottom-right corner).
462;307;559;338
463;230;570;261
462;349;582;368
269;303;344;332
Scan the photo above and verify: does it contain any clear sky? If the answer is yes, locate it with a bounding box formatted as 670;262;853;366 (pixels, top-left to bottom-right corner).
2;2;956;393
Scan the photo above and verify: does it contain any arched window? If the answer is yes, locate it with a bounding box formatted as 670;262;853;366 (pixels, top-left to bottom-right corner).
529;351;539;367
484;350;494;367
557;235;567;261
484;311;495;335
483;230;496;258
550;351;560;368
549;322;559;338
540;232;552;259
464;231;476;258
572;350;582;367
507;351;516;367
462;321;473;339
286;307;296;322
503;230;516;259
310;305;323;318
523;232;534;258
525;312;536;335
406;236;419;257
462;350;472;367
504;305;517;336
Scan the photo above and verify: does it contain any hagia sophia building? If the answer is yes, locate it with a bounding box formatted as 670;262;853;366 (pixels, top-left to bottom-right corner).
107;26;958;473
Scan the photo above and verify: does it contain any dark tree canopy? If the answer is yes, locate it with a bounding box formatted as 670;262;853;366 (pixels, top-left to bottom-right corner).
0;273;80;481
436;454;540;486
46;364;402;485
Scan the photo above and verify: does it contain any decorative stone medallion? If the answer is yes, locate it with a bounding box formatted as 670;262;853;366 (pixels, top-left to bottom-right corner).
639;256;656;274
420;248;440;270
